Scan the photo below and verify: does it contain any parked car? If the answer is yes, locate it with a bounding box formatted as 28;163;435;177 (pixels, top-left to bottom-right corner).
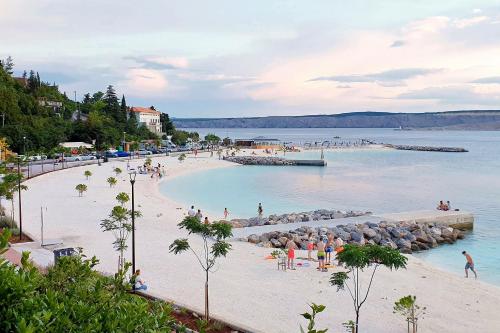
137;150;152;156
80;155;97;161
115;151;130;157
105;151;118;158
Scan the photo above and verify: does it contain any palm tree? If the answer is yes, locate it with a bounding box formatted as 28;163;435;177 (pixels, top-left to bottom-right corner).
84;170;92;180
114;167;122;177
115;192;129;207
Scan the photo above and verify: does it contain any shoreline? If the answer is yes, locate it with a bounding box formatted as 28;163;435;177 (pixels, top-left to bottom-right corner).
12;150;500;332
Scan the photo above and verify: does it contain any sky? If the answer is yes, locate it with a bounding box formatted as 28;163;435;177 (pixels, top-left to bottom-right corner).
2;0;500;118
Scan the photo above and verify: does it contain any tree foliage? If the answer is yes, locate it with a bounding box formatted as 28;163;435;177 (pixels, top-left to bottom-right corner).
394;295;426;333
300;303;328;333
330;244;407;333
169;216;233;321
75;184;87;196
0;229;176;332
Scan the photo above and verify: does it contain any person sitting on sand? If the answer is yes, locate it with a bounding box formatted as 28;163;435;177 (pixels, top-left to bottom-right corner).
317;238;327;272
325;233;334;265
307;238;314;261
286;237;297;270
462;251;477;279
131;269;147;291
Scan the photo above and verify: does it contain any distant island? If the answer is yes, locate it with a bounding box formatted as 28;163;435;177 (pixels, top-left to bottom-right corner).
173;110;500;130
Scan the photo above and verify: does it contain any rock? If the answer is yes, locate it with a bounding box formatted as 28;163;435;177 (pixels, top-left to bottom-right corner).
380;238;398;249
350;232;364;243
404;233;417;243
247;234;260;244
365;222;379;229
430;227;442;237
270;239;282;248
278;237;289;247
412;230;430;243
257;241;273;248
362;228;378;239
371;233;382;244
396;238;412;250
415;241;429;250
411;243;420;251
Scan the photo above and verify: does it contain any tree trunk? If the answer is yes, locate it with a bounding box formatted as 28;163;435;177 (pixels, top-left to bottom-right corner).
355;310;359;333
205;270;209;321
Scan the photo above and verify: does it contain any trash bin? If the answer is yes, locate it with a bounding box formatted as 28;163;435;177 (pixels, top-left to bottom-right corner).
53;248;76;265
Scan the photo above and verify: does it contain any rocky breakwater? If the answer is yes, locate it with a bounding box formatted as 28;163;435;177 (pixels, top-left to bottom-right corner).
385;144;468;153
223;156;326;166
245;220;465;254
227;209;371;228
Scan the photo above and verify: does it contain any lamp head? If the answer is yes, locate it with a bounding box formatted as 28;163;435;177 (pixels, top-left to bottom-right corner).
129;171;137;183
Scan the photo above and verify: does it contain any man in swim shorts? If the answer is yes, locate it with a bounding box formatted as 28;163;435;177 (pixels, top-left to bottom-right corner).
317;238;326;272
286;237;297;270
462;251;477;279
325;233;334;265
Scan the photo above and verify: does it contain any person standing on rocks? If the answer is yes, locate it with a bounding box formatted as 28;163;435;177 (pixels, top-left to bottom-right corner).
462;251;477;279
258;203;263;219
286;237;297;270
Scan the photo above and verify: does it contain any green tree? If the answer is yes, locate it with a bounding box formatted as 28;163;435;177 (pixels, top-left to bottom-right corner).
330;244;407;333
169;216;233;321
160;113;175;134
178;153;186;162
75;184;87;196
300;303;328;333
107;177;117;188
100;203;140;271
3;56;14;75
114;167;122;176
120;95;128;124
115;192;130;206
394;295;426;333
84;170;92;180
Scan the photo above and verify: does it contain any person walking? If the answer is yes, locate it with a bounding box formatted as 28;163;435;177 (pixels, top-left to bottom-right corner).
223;208;229;220
258;203;263;219
462;251;477;279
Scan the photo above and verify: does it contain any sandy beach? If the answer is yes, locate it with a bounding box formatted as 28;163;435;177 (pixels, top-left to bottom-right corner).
13;151;500;333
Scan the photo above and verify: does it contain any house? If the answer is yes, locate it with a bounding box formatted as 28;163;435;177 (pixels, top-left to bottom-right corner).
129;107;162;134
234;136;281;149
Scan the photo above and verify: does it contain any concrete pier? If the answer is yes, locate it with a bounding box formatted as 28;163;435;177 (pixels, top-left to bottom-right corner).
379;210;474;230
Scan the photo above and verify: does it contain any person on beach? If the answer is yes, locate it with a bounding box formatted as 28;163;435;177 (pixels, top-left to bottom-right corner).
334;236;344;267
196;209;203;221
317;238;326;272
131;269;147;291
188;206;196;217
447;200;452;211
307;238;315;261
285;237;297;270
325;233;334;265
462;251;477;279
204;217;210;225
223;208;229;220
258;203;263;219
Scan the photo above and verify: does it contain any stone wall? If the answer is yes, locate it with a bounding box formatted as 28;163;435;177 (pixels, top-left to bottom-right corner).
227;209;371;228
245;220;465;254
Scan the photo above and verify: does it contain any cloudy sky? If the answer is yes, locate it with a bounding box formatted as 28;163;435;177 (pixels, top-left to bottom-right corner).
2;0;500;117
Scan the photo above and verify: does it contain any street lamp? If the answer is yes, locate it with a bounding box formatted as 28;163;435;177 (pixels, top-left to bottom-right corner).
17;157;23;241
129;171;137;281
123;131;126;151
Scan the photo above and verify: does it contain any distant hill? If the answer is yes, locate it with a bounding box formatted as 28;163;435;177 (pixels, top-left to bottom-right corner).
173;111;500;130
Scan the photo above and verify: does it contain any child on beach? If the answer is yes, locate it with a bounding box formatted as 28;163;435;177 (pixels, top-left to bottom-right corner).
317;238;326;272
325;233;334;265
334;236;344;267
285;237;297;270
307;238;314;261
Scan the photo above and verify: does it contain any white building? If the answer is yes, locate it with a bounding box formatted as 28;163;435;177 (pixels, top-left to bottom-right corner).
129;107;162;134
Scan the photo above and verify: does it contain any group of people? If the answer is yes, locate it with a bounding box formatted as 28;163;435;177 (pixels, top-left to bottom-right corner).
285;233;344;271
437;200;453;211
188;205;210;225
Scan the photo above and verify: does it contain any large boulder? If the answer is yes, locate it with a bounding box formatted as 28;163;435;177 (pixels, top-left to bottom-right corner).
257;241;273;248
380;238;398;249
404;233;417;243
350;231;364;242
362;228;378;239
270;238;282;248
412;230;430;243
278;236;289;247
247;234;260;244
396;238;412;251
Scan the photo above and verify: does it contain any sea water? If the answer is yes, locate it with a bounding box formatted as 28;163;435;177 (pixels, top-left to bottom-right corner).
161;128;500;285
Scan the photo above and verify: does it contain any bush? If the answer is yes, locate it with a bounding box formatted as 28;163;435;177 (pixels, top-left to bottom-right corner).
0;216;16;229
0;230;176;332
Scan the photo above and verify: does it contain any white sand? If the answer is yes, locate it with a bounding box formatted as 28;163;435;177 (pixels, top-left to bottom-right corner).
15;152;500;333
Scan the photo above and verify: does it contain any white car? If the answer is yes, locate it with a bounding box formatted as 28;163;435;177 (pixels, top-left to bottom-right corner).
137;150;152;156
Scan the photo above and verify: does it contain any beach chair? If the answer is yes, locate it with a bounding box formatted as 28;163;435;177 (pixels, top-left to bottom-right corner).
277;254;287;271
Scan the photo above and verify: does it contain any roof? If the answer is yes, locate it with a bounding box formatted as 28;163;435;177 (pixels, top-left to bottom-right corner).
60;142;93;149
252;136;280;141
130;106;160;115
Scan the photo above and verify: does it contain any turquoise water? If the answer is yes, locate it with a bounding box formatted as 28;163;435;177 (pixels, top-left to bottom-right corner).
161;129;500;285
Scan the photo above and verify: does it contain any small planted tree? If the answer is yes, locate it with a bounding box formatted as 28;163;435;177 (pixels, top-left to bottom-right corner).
75;184;87;197
84;170;92;180
394;295;426;333
330;244;407;333
114;167;122;176
169;216;232;321
100;201;141;271
115;192;130;206
300;303;328;333
178;153;186;162
107;177;117;188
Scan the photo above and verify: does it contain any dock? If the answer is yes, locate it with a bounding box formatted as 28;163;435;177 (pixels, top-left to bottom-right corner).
223;156;326;166
385;144;468;153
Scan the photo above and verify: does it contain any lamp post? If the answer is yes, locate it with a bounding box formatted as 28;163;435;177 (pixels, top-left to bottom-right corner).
17;157;23;241
129;171;137;278
123;131;126;151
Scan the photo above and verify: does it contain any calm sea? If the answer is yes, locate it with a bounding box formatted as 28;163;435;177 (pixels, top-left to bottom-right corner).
161;128;500;285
